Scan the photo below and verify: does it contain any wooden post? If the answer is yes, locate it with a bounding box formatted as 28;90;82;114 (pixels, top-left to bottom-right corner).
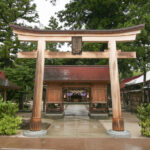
3;88;7;102
30;39;45;131
108;40;124;131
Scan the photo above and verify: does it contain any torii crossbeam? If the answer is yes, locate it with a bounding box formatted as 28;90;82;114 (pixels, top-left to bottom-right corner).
18;51;136;59
10;24;144;134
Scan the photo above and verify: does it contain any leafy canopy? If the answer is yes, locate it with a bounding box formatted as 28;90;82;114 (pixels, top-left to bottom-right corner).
0;0;38;67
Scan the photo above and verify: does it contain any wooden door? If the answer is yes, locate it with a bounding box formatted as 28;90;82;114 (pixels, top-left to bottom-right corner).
91;83;107;103
46;83;62;103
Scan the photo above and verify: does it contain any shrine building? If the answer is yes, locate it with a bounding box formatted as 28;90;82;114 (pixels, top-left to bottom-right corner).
0;70;19;101
44;65;110;117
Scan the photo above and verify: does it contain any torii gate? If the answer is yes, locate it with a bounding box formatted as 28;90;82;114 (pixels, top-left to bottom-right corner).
10;24;144;135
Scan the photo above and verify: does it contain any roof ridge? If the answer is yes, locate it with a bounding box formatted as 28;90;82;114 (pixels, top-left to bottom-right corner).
10;24;145;34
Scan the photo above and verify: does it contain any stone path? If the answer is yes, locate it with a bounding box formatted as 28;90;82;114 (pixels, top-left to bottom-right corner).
46;116;108;138
64;104;89;116
45;104;108;138
18;104;146;138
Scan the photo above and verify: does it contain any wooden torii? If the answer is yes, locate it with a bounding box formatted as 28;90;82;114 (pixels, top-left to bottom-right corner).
10;24;144;132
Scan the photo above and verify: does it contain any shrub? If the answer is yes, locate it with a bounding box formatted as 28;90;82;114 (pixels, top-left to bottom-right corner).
137;103;150;137
0;101;19;117
0;101;22;135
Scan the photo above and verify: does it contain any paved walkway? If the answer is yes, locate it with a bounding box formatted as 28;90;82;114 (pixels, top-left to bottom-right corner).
45;105;108;138
46;116;108;138
18;104;145;138
64;104;89;116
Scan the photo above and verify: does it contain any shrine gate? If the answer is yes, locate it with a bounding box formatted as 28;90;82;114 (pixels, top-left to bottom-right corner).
10;24;144;135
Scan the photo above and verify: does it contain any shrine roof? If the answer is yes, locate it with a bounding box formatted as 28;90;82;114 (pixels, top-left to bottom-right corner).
0;70;6;79
44;65;110;82
120;75;141;88
0;70;19;89
126;71;150;86
10;24;144;35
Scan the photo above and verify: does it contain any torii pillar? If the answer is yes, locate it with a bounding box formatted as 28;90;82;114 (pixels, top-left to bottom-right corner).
10;24;144;137
30;39;45;130
108;40;123;131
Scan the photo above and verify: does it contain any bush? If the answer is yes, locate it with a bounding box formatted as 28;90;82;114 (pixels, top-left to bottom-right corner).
0;101;22;135
137;103;150;137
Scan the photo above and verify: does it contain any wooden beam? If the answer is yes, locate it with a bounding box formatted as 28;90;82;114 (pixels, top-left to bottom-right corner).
17;34;138;42
117;51;136;58
18;51;136;59
11;24;144;42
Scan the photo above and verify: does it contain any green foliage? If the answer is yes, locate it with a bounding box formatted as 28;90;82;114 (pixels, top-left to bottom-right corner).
57;0;125;29
0;0;38;68
4;59;36;90
0;0;38;100
0;101;19;118
0;101;22;135
3;59;36;102
0;0;39;101
0;115;22;135
137;104;150;137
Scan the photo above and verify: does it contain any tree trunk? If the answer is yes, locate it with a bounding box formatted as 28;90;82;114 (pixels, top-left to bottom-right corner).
142;64;147;103
19;92;24;110
3;88;7;102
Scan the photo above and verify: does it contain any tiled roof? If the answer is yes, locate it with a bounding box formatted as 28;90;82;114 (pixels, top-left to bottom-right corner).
44;65;110;82
120;75;141;88
0;70;19;89
0;70;6;79
126;71;150;86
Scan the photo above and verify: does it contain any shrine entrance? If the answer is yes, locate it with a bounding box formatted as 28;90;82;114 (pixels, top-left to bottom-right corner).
63;87;90;104
10;24;144;137
64;104;89;116
63;87;90;116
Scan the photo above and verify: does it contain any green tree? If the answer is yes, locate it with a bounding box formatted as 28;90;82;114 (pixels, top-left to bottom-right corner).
117;0;150;102
57;0;127;30
0;0;38;67
0;0;39;104
3;59;36;103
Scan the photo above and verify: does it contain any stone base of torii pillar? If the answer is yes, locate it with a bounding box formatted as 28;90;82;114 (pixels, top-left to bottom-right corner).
23;130;47;137
107;129;131;138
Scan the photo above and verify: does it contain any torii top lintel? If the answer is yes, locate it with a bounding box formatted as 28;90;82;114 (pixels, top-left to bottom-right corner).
10;24;144;42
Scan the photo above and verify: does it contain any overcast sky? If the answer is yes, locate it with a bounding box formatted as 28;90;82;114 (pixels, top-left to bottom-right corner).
30;0;71;51
34;0;70;27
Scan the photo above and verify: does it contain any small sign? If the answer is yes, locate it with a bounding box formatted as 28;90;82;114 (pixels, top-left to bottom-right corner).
72;36;82;54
